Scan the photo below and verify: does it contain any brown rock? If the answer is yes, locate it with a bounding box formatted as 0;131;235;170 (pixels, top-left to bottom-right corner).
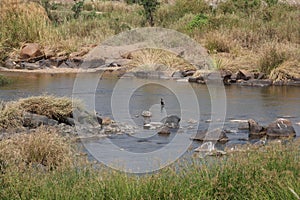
102;117;112;125
20;43;43;59
237;69;254;80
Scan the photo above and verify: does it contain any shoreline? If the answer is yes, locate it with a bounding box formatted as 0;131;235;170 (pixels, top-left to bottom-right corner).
0;66;123;74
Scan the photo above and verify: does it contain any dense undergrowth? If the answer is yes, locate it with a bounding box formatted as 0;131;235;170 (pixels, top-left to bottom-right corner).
0;0;299;75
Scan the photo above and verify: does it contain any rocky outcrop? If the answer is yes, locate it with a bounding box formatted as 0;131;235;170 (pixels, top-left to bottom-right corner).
267;118;296;138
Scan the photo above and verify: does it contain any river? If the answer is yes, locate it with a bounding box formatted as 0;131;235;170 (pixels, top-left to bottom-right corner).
1;72;299;172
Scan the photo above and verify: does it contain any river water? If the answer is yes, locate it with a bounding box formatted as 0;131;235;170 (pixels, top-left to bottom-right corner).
1;72;300;172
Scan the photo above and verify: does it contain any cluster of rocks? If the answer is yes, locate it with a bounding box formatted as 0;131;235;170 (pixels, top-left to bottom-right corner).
141;110;181;135
2;43;86;71
187;69;300;86
0;107;139;141
190;118;296;144
247;118;296;138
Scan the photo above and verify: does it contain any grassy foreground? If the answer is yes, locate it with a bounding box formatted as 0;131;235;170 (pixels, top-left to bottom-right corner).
0;126;300;199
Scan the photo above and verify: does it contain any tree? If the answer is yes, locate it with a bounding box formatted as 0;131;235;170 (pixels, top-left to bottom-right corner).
126;0;160;27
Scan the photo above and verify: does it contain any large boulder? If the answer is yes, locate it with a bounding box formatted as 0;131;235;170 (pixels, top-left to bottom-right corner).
267;118;296;138
248;119;266;136
20;43;43;59
161;115;181;128
191;128;229;143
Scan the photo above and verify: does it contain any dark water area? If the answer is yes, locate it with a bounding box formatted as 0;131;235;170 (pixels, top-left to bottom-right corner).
1;72;300;170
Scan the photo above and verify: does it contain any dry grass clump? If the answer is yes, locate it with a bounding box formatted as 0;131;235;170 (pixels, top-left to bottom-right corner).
126;48;196;72
0;0;54;49
205;32;232;53
18;95;75;122
0;126;74;172
269;59;300;81
0;102;23;129
258;44;287;75
84;1;140;13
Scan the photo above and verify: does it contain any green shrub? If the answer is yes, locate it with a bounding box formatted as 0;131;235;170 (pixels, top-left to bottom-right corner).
155;0;209;27
188;13;209;30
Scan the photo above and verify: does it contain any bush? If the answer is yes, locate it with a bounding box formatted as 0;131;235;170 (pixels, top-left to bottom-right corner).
0;126;74;172
0;102;23;129
205;32;231;53
155;0;209;27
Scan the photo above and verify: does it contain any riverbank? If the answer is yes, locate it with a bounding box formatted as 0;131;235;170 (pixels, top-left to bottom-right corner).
1;0;299;81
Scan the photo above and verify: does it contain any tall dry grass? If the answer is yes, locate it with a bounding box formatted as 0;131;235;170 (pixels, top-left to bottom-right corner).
0;126;74;172
126;48;195;72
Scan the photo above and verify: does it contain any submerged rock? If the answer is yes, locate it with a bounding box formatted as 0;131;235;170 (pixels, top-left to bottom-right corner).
267;118;296;138
191;128;229;142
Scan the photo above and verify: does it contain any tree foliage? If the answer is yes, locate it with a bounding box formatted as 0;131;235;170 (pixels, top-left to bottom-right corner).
126;0;160;26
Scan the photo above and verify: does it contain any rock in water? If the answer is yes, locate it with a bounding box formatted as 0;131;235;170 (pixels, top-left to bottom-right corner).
191;128;229;142
248;119;266;136
267;118;296;138
158;126;170;135
142;110;152;117
161;115;180;128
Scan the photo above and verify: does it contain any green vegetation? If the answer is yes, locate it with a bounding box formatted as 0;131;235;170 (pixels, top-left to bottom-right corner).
0;0;299;77
0;131;299;199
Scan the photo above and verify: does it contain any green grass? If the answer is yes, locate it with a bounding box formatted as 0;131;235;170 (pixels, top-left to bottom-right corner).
0;135;300;199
